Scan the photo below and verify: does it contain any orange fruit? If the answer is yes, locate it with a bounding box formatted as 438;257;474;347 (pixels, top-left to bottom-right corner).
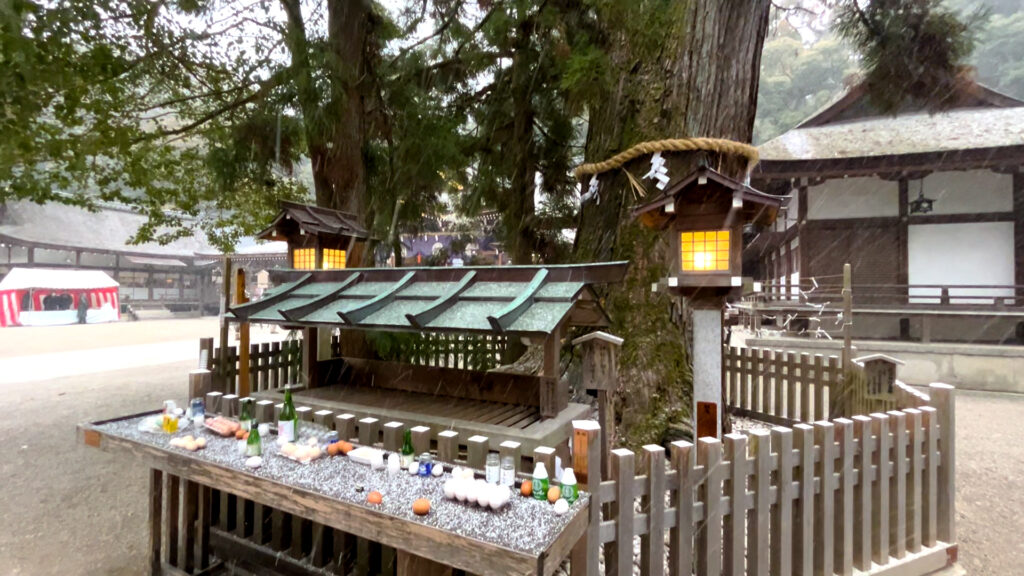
367;491;383;505
340;441;354;455
520;480;533;497
412;498;431;516
547;486;561;503
327;443;340;457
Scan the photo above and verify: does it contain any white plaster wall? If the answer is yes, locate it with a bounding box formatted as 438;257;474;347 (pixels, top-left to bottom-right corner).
914;170;1013;215
908;222;1015;303
807;176;899;219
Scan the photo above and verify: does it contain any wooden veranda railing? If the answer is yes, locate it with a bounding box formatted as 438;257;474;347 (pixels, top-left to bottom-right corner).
189;383;957;576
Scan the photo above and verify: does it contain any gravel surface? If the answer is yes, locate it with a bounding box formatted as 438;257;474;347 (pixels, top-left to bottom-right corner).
98;415;587;557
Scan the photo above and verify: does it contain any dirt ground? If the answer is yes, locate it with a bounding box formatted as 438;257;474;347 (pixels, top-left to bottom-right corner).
0;320;1019;574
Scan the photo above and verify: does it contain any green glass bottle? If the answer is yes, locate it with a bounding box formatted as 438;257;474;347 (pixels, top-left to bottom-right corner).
279;386;297;442
401;429;415;468
239;398;253;432
246;419;262;456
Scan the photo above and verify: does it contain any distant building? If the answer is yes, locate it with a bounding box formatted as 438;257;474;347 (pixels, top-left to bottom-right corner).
752;81;1024;342
0;200;287;313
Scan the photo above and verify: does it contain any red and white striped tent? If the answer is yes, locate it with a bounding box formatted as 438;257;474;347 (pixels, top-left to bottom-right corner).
0;268;120;327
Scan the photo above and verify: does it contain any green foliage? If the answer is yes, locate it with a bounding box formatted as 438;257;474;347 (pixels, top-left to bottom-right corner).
969;11;1024;99
755;32;857;143
833;0;984;112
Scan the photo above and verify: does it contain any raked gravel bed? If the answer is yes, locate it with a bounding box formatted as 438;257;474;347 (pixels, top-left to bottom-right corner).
96;415;588;558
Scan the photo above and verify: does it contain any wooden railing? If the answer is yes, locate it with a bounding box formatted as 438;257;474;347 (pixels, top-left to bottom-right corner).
196;382;957;576
200;337;302;395
752;279;1024;309
723;345;929;424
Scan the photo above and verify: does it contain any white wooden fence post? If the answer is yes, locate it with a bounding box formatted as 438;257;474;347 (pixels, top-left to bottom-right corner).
919;406;939;547
697;437;724;576
770;426;793;576
813;421;835;576
793;423;814;576
905;408;924;554
929;383;956;544
834;417;855;576
609;448;635;576
669;440;695;576
852;415;874;572
748;430;771;576
641;445;666;576
723;434;747;576
871;413;891;566
887;410;908;559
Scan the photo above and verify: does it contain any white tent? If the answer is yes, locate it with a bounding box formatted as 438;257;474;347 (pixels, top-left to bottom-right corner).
0;268;119;291
0;268;120;327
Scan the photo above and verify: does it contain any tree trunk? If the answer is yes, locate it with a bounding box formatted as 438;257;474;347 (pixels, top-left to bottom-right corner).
575;0;771;446
282;0;374;221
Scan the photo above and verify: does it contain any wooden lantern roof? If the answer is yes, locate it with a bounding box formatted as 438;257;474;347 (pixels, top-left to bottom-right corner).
256;201;370;243
227;262;628;337
633;166;786;230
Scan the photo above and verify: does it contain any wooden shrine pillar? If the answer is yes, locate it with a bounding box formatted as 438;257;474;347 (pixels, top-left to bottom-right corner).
217;257;231;393
235;269;250;397
540;324;566;419
692;306;723;439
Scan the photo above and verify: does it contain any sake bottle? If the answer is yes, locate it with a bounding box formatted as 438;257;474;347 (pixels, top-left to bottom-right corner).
246;419;262;456
401;429;415;468
278;386;297;442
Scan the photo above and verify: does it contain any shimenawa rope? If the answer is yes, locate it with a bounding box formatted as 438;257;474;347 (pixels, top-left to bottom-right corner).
572;137;759;180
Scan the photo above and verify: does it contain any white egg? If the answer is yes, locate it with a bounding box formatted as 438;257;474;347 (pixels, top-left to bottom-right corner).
245;456;263;468
553;498;569;515
431;463;444;477
195;438;206;449
465;483;478;505
237;440;247;454
454;480;468;502
489;486;510;510
443;480;457;500
407;461;419;475
477;488;491;508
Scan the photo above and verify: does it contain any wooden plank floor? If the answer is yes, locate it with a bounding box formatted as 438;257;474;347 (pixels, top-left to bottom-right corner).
297;385;542;430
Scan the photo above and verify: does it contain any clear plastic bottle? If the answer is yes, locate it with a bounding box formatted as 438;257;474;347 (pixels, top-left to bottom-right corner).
485;453;500;484
499;456;515;487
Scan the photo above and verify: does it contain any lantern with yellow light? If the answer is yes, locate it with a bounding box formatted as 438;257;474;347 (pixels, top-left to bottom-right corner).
634;166;783;303
633;165;785;439
256;201;370;270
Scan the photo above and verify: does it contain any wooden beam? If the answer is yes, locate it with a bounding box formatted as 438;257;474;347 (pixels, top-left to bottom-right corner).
235;269;250;398
406;271;477;329
336;271;415;325
1014;171;1024;301
487;269;549;332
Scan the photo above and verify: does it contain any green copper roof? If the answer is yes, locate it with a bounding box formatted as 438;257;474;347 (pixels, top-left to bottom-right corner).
228;262;628;336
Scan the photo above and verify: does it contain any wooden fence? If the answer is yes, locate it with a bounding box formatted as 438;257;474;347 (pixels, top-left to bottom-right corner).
724;345;929;424
200;337;302;395
196;382;957;576
340;331;510;371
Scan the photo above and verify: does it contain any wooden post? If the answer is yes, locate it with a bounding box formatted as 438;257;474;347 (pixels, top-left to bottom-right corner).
358;417;380;447
770;427;793;576
235;268;250;397
608;448;635;576
188;369;212;401
748;430;770;576
533;446;556;481
149;469;163;576
842;263;853;373
905;408;924;554
793;423;814;575
411;425;431;456
920;406;939;547
723;433;747;576
697;437;723;576
888;410;908;559
204;392;223;415
569;421;601;576
929;383;956;544
218;258;231;393
852;415;874;571
396;550;452;576
813;421;836;576
834;418;855;576
640;444;666;576
498;441;521;476
668;440;695;576
383;421;404;452
302;327;318;387
871;413;891;566
335;413;356;442
467;435;488;469
437;430;458;463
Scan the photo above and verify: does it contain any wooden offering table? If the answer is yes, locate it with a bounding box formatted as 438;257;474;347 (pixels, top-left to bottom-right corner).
79;411;589;576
